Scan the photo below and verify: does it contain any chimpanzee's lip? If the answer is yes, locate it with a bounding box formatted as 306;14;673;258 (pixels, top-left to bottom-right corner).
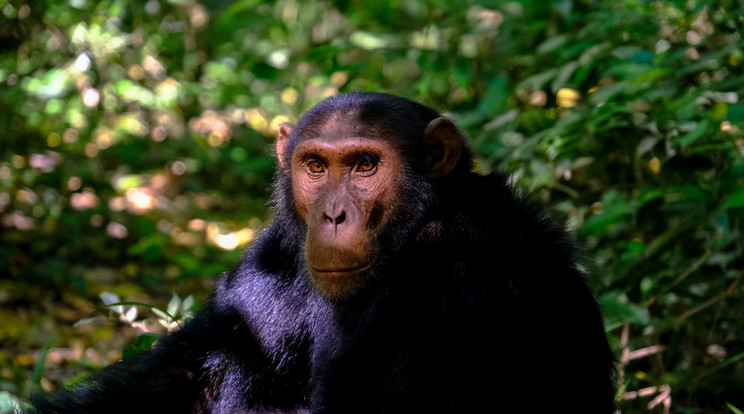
311;260;373;276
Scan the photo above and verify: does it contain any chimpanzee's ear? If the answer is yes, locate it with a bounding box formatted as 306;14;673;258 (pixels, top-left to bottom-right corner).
276;122;294;174
423;118;463;178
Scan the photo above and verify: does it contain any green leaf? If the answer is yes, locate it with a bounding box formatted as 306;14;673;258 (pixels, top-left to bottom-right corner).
182;295;195;312
674;120;709;149
726;104;744;122
167;294;182;318
124;306;138;322
681;184;713;203
580;201;633;235
0;391;22;413
727;402;744;414
588;81;627;106
122;333;161;358
152;308;172;322
537;35;569;54
724;187;744;209
218;0;262;25
37;68;69;98
637;188;664;207
598;291;650;325
100;292;124;314
551;61;578;93
99;292;121;306
477;75;509;116
517;68;558;91
612;46;645;59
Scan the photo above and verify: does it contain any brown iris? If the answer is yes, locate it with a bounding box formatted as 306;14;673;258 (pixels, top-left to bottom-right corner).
307;160;324;174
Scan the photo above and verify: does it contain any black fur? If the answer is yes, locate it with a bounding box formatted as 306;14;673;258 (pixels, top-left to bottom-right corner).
32;92;616;413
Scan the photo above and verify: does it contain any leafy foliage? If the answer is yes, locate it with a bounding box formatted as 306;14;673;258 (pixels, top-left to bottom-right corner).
0;0;742;412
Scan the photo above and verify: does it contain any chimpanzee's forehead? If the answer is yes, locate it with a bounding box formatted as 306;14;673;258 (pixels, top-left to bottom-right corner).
301;110;395;142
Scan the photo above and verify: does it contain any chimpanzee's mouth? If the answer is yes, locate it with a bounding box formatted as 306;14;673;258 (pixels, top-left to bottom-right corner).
311;260;373;276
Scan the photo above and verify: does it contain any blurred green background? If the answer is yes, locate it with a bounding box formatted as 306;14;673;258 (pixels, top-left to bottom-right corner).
1;0;743;412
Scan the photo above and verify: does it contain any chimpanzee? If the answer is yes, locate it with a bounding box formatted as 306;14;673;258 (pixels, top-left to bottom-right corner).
32;92;616;413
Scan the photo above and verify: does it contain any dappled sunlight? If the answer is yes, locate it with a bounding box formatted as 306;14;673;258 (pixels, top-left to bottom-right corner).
70;189;98;210
189;110;232;146
206;223;255;251
0;0;742;411
556;88;580;109
124;188;158;213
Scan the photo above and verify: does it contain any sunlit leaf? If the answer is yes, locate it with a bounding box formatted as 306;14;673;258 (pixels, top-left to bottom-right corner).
100;292;121;307
182;295;195;312
35;69;69;99
167;294;181;319
124;306;138;322
152;308;172;323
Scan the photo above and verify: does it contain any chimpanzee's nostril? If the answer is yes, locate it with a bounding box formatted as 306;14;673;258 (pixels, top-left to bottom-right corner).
323;210;346;226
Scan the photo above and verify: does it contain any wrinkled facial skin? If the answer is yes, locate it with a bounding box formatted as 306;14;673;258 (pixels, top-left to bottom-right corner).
277;110;462;300
285;120;402;300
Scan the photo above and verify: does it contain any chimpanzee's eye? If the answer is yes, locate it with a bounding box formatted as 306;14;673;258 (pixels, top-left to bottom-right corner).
357;154;378;174
307;160;325;174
